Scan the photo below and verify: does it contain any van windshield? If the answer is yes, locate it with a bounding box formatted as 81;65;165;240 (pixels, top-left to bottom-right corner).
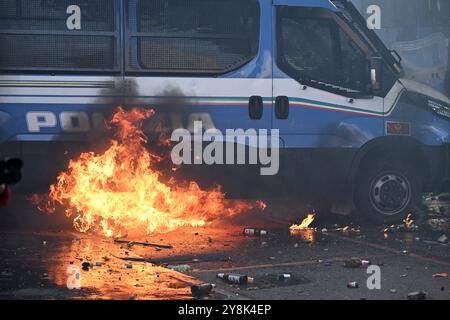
332;0;404;76
351;0;450;97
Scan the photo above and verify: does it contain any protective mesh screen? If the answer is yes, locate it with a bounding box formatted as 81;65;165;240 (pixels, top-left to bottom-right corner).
0;0;114;31
0;34;115;70
0;0;117;70
134;0;259;73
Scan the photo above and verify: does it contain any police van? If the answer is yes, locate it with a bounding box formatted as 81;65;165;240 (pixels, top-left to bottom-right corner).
1;0;449;224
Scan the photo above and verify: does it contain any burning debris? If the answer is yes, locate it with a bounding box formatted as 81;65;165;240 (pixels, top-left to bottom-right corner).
289;211;316;232
31;107;264;237
383;214;419;234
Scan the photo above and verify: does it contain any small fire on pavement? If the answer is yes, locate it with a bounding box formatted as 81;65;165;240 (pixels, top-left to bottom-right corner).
31;107;264;238
289;211;316;232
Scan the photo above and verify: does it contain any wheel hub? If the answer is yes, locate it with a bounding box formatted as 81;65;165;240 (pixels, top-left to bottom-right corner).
370;173;411;216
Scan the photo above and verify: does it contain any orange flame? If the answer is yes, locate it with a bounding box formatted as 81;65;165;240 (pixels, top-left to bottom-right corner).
290;211;316;231
32;107;264;237
403;214;414;228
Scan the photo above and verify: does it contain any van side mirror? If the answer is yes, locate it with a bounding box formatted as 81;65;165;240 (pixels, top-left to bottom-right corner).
369;56;383;91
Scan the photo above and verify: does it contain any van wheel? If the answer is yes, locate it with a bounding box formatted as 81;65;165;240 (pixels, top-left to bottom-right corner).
355;160;422;224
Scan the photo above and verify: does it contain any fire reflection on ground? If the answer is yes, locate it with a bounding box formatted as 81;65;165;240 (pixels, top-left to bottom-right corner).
0;221;256;300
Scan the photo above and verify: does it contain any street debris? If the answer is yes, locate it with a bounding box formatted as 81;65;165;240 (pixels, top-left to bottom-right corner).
166;265;191;273
407;291;427;300
81;262;90;271
243;228;267;236
432;273;448;278
436;234;448;244
191;283;215;298
217;273;254;285
344;257;370;268
278;274;291;281
361;260;371;268
114;239;173;249
347;281;359;289
383;214;419;233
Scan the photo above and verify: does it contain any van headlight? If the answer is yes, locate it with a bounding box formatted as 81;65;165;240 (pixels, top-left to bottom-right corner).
428;99;450;119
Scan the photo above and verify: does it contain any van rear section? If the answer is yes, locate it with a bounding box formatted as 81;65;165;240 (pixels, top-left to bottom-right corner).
1;0;449;224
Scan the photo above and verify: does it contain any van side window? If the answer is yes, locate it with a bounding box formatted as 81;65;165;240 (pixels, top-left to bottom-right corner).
277;7;371;95
0;0;118;72
127;0;260;75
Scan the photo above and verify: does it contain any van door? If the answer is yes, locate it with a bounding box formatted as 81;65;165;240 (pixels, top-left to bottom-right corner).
271;2;386;205
272;4;385;148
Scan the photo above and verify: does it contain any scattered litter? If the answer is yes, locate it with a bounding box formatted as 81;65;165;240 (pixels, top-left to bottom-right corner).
347;281;359;289
432;273;448;278
407;291;427;300
428;218;449;232
437;234;448;244
191;283;215;298
81;262;90;271
217;273;254;285
361;260;371;268
114;239;173;249
166;265;191;273
243;228;267;236
278;274;291;281
344;257;362;268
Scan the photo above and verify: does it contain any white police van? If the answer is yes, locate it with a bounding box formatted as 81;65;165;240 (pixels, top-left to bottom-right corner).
1;0;449;223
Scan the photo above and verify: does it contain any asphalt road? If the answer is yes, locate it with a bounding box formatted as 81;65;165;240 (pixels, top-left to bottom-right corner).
0;196;448;300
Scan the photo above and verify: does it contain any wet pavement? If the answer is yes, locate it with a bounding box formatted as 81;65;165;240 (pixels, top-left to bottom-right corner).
0;197;449;300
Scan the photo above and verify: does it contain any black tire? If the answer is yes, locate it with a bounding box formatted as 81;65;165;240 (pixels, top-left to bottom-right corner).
355;159;422;224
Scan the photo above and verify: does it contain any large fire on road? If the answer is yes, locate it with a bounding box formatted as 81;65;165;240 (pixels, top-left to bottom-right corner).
32;107;264;237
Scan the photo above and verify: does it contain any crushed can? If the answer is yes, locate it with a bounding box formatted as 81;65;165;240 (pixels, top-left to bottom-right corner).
243;228;267;236
191;283;215;298
347;281;359;289
278;274;292;281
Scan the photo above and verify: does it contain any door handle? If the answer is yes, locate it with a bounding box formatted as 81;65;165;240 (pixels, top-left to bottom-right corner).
248;96;263;120
275;96;289;119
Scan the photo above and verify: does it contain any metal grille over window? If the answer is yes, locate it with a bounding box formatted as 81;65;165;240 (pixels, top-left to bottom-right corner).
0;0;119;72
128;0;260;75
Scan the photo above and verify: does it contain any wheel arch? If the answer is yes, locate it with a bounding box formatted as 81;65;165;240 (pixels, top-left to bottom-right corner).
348;136;429;195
